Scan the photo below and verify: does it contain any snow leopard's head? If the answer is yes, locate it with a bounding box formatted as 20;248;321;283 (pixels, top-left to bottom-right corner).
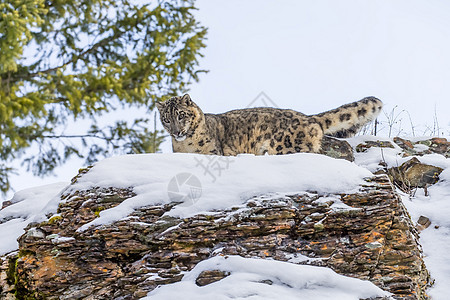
156;94;203;142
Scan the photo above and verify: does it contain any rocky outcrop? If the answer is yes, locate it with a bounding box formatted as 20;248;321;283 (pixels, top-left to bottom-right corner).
0;252;16;300
320;136;355;161
2;174;429;300
387;157;443;192
354;137;447;194
355;137;450;158
393;137;450;158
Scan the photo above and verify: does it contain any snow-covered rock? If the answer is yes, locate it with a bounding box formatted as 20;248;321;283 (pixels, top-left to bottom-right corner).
2;136;450;299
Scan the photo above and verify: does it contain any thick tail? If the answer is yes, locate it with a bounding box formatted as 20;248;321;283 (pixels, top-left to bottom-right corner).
313;96;383;138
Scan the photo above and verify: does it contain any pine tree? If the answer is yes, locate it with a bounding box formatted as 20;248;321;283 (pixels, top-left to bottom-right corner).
0;0;207;194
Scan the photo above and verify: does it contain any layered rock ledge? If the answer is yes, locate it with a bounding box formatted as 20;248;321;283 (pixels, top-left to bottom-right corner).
3;174;429;299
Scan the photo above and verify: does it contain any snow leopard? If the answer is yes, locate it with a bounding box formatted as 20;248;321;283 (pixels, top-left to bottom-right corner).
156;94;383;155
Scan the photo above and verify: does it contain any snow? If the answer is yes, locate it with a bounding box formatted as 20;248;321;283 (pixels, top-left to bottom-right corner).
144;255;392;300
398;180;450;299
67;153;372;230
0;182;67;255
285;253;325;264
1;136;450;299
313;195;361;211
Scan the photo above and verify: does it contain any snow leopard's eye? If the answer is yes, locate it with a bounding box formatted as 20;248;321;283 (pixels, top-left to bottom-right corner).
178;113;185;120
162;117;170;124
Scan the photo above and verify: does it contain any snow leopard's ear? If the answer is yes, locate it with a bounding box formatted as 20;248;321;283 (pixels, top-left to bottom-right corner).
155;101;163;111
182;94;192;105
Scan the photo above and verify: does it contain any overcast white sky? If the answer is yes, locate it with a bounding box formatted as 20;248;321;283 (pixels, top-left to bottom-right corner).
4;0;450;201
189;0;450;121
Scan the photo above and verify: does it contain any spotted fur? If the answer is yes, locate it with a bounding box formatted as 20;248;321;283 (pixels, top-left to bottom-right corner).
156;94;383;155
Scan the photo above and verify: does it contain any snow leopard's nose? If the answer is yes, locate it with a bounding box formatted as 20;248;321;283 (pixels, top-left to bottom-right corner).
173;128;185;135
169;125;181;136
